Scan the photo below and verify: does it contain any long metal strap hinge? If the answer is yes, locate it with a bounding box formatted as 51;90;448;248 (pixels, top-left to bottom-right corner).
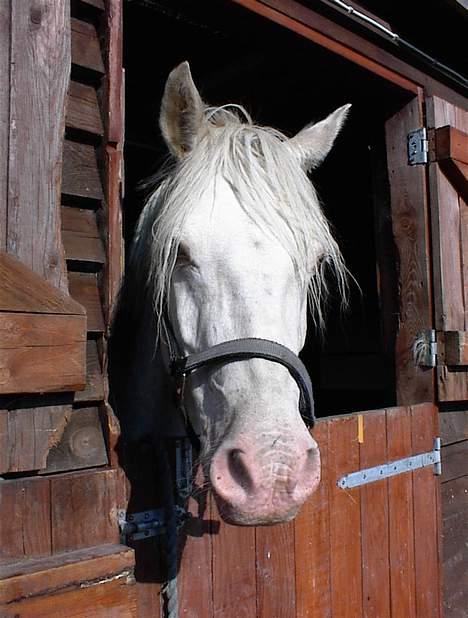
408;127;429;165
337;437;441;489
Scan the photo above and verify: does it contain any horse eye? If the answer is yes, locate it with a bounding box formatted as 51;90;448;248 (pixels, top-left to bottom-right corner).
176;243;192;267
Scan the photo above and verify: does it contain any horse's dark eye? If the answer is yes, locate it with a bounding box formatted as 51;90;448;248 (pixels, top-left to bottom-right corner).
176;243;192;267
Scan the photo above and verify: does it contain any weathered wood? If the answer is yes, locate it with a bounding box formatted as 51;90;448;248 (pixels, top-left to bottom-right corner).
232;0;468;109
80;0;105;9
0;406;71;474
43;407;108;473
440;410;468;445
71;17;105;73
62;231;106;264
443;331;468;366
256;520;296;618
385;96;434;405
0;313;86;394
359;410;390;618
294;421;331;618
62;205;101;238
411;403;440;617
441;440;468;483
0;477;52;559
0;544;134;604
442;475;468;617
328;414;362;618
433;125;468;165
0;251;85;315
427;97;468;402
7;0;70;292
66;81;104;136
74;340;105;403
50;469;122;553
0;1;10;252
69;272;105;333
62;140;104;201
387;406;416;617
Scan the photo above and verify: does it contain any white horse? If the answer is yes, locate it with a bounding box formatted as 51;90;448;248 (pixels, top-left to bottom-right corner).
111;62;349;526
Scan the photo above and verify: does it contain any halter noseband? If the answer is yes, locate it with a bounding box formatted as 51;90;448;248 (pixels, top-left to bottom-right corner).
163;317;315;441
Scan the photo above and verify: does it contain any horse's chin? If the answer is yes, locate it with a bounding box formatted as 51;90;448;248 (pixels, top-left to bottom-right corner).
212;493;301;527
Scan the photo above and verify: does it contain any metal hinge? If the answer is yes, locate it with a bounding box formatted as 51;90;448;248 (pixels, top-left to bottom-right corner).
414;329;437;368
118;506;192;542
408;127;429;165
337;437;441;489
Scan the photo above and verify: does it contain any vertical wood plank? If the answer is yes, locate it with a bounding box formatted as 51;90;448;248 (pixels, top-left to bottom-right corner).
294;420;331;618
360;410;391;618
387;406;416;618
385;94;434;405
212;515;256;616
177;466;213;618
0;478;52;559
411;403;441;617
328;414;362;618
256;520;296;618
0;0;10;252
7;0;69;291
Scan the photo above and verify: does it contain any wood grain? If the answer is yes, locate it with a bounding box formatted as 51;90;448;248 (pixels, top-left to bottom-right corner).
7;0;70;292
74;340;105;403
387;406;416;617
71;17;105;73
328;414;362;618
385;96;434;405
0;0;10;252
360;410;390;618
440;410;468;445
294;421;331;618
62;140;104;201
0;251;85;315
69;272;105;333
441;440;468;483
66;81;104;135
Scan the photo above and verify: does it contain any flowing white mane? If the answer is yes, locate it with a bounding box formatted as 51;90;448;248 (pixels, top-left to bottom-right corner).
130;106;347;336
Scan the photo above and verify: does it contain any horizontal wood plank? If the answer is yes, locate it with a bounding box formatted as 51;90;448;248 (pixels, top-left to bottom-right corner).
0;406;71;474
0;251;84;315
71;18;104;73
441;440;468;483
68;272;105;333
434;126;468;165
44;407;108;473
443;331;468;366
63;231;106;264
74;340;105;403
62;140;104;201
62;206;100;237
440;410;468;445
66;81;104;136
0;313;85;349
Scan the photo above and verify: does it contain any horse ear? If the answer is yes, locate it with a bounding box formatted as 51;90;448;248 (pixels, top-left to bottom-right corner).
160;61;205;158
290;104;351;170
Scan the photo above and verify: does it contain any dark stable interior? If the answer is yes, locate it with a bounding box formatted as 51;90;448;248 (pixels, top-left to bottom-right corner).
123;0;412;418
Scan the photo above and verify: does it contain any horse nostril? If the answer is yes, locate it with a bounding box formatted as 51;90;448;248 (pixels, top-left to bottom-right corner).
227;449;254;493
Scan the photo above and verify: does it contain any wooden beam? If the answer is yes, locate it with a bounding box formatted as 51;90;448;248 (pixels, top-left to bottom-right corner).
430;126;468;202
71;18;105;74
443;331;468;366
66;81;104;136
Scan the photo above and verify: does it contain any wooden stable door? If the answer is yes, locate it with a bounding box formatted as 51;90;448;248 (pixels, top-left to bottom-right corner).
174;404;441;618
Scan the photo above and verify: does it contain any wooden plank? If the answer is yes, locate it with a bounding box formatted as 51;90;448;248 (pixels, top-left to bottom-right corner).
0;0;10;252
212;517;256;616
80;0;105;9
256;520;296;618
440;410;468;445
1;574;137;617
66;81;104;136
43;407;108;473
69;272;105;333
0;251;85;315
0;477;52;559
178;466;213;618
62;230;106;264
441;476;468;617
294;421;331;618
62;140;104;201
7;0;69;292
387;406;416;618
74;340;105;402
51;469;121;553
385;96;434;405
0;406;71;474
434;125;468;166
441;440;468;483
444;331;468;366
328;414;362;618
411;403;440;617
62;206;100;238
359;410;390;618
71;18;105;73
232;0;468;109
0;544;134;604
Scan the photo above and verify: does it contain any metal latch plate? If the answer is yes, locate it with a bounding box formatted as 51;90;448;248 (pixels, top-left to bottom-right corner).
337;438;441;489
118;508;165;541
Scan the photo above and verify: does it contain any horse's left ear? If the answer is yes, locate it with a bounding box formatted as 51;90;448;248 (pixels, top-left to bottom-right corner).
290;104;351;170
160;61;205;158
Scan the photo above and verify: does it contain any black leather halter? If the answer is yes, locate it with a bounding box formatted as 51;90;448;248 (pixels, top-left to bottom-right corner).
162;317;315;439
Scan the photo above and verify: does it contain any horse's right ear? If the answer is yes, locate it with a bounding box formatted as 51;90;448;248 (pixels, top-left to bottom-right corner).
160;61;205;159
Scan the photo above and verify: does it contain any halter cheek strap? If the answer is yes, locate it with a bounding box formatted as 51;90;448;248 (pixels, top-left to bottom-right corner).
163;319;315;435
